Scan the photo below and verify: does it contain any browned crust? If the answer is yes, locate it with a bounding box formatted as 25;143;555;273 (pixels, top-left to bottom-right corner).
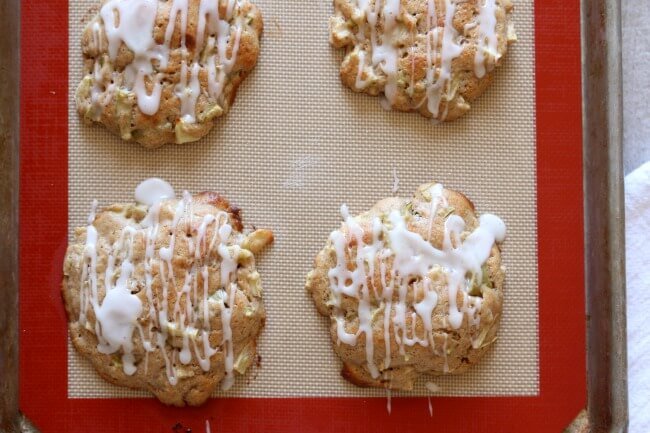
194;191;243;232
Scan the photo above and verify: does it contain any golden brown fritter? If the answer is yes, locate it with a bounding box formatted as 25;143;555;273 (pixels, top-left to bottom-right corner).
76;0;263;147
330;0;516;121
306;183;505;390
62;192;273;406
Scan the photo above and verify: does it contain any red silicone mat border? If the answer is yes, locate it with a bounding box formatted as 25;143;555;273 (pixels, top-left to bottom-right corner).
19;1;585;431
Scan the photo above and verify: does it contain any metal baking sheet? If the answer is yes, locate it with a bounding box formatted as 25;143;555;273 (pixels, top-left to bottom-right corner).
0;0;20;432
1;0;628;431
582;0;628;431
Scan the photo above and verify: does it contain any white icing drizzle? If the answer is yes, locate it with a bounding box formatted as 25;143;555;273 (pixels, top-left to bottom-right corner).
90;0;244;122
100;0;162;115
353;0;401;105
76;183;244;389
425;381;440;392
427;395;433;417
176;61;202;123
92;22;103;52
423;0;463;119
327;184;505;379
355;50;371;90
386;389;392;415
474;0;499;78
134;177;176;206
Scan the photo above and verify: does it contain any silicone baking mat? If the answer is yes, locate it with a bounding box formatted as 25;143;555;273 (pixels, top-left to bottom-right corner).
67;0;537;399
19;0;586;431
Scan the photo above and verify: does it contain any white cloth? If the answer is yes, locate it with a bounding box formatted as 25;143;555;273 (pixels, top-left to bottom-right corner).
626;161;650;432
622;1;650;173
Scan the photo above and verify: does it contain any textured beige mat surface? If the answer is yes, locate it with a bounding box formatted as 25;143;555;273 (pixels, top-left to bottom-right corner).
68;0;538;397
